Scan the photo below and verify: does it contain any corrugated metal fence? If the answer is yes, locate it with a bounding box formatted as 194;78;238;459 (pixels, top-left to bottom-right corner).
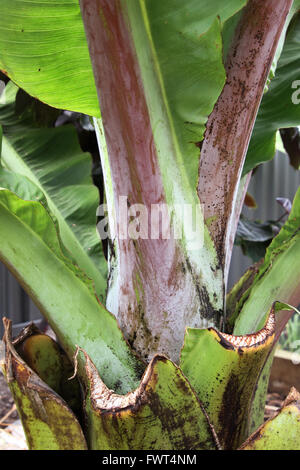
0;264;41;336
0;151;300;336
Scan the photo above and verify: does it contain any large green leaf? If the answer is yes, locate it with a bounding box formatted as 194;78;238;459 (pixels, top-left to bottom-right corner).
244;10;300;174
81;352;217;450
230;187;300;335
180;306;275;449
237;302;300;437
226;187;300;438
0;0;99;116
240;387;300;450
0;82;107;298
0;189;143;393
0;167;46;203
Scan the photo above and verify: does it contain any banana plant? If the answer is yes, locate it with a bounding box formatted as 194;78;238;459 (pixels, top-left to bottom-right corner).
0;0;300;450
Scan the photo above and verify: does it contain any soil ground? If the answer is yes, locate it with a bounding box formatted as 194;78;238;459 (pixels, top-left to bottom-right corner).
0;372;18;425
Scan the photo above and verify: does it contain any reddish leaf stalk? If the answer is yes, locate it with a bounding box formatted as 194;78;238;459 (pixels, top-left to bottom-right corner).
79;0;219;362
80;0;293;361
198;0;293;285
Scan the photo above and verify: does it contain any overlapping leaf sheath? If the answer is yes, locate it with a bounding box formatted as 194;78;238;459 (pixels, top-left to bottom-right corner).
0;189;143;393
228;187;300;337
79;351;218;450
2;319;219;450
1;319;87;450
240;388;300;450
225;189;300;435
3;310;300;450
81;0;234;363
180;306;276;449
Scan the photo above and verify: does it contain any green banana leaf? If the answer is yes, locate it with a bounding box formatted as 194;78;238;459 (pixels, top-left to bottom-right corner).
0;81;107;298
1;319;87;450
0;168;46;204
226;187;300;432
0;188;143;393
227;185;300;436
0;0;99;116
239;302;300;436
3;319;219;450
180;305;276;449
80;350;218;450
229;186;300;335
240;387;300;450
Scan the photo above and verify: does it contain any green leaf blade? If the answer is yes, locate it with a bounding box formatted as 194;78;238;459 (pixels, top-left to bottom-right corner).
232;187;300;335
0;189;143;394
83;353;217;450
0;82;107;298
180;308;275;449
240;387;300;450
0;0;99;116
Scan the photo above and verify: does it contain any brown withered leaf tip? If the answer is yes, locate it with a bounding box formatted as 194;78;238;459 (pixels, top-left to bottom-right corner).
219;308;275;348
